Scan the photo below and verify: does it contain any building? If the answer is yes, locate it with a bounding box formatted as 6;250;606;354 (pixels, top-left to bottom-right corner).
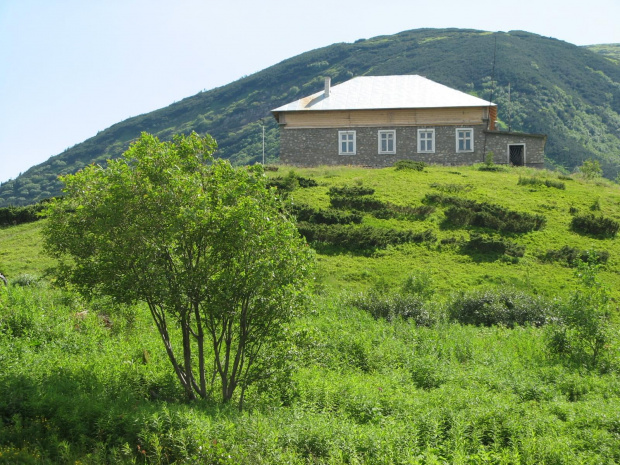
271;75;546;168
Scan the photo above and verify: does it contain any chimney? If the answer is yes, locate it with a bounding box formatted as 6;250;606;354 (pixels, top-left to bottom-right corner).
324;77;331;97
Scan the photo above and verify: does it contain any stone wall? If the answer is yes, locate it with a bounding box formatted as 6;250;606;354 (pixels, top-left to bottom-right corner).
483;131;546;168
279;125;546;168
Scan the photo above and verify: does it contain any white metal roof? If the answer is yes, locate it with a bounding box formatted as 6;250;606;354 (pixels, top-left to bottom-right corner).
272;75;494;113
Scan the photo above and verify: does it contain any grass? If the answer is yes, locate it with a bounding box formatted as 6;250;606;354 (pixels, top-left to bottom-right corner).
1;163;620;463
284;164;620;298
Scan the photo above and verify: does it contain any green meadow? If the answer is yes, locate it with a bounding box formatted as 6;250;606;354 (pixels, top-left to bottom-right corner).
1;163;620;464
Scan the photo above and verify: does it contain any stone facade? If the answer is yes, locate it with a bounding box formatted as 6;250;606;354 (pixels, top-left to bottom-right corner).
483;131;546;168
280;125;546;168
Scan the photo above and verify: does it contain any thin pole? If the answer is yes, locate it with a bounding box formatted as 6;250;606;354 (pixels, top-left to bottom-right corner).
262;123;265;165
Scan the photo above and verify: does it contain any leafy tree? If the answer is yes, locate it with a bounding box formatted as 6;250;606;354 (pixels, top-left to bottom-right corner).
43;132;313;406
578;158;603;179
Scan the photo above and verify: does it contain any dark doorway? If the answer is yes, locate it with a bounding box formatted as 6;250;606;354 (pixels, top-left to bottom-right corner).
509;145;525;166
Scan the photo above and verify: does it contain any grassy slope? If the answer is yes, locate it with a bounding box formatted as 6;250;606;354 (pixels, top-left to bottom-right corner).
285;164;620;299
2;164;619;298
2;165;620;463
3;28;620;207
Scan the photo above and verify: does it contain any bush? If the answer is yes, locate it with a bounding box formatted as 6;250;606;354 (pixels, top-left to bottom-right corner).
0;203;46;227
570;213;619;237
542;246;609;267
291;204;363;225
330;195;386;212
518;177;565;190
297;223;436;250
268;171;318;193
578;158;602;179
465;233;525;258
545;258;614;369
348;292;433;325
448;288;553;327
328;186;375;197
426;194;546;233
394;160;426;171
477;165;506;172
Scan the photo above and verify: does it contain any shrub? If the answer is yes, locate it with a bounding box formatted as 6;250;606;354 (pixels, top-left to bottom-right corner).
330;195;386;212
348;292;433;325
394;160;426;171
518;177;565;190
427;194;546;233
268;171;318;193
448;288;553;327
328;186;375;197
570;213;619;237
545;258;613;368
465;233;525;258
297;223;435;250
578;158;603;179
477;165;506;172
291;204;363;225
542;246;609;267
0;203;46;227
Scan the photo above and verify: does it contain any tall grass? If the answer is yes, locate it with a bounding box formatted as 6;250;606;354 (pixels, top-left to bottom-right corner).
1;284;619;463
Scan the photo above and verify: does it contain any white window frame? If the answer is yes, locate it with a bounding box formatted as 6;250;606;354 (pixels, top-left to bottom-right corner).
456;128;474;153
417;128;435;153
378;130;396;154
338;130;356;155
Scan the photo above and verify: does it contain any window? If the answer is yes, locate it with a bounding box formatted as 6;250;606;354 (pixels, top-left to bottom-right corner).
378;130;396;154
456;128;474;152
417;128;435;153
339;131;356;155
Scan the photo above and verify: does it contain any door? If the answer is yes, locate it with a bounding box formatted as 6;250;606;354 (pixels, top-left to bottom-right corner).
509;145;525;166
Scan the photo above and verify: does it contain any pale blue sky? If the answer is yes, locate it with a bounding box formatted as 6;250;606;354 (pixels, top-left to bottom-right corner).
1;0;619;183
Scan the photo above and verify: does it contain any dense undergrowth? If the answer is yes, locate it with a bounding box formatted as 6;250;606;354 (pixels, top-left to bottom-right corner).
1;277;619;464
1;164;620;463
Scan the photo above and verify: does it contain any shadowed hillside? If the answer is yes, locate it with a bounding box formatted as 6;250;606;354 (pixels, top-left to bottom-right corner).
2;28;620;206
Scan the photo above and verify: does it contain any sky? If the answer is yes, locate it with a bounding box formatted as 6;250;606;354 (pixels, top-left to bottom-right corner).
1;0;619;183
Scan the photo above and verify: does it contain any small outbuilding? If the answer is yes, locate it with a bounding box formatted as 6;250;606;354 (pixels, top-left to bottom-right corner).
271;75;546;168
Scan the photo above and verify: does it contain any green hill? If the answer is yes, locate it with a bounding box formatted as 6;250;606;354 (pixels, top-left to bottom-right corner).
2;164;620;299
2;28;620;207
586;43;620;63
2;163;620;463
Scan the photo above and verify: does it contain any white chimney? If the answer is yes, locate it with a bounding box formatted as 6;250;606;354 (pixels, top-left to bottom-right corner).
324;77;331;97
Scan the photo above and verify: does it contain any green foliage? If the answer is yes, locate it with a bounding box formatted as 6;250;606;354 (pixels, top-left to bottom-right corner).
484;151;494;166
542;245;609;267
0;203;46;227
518;176;566;189
267;170;318;194
291;204;363;225
570;212;619;237
545;257;615;368
447;288;553;327
393;160;426;171
578;158;603;179
297;223;435;250
428;193;546;233
328;185;375;197
42;132;313;406
465;233;525;260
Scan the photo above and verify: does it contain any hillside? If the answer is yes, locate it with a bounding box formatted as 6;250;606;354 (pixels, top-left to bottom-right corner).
586;43;620;63
2;164;620;298
2;28;620;206
2;164;620;463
